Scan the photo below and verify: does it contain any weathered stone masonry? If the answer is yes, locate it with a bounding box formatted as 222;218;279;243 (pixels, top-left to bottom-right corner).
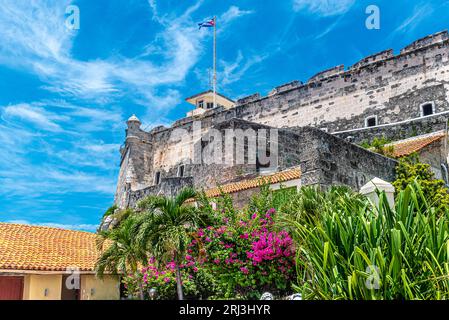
115;31;449;208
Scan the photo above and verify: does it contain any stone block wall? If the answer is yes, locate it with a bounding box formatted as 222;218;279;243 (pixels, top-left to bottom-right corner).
127;177;194;208
114;31;449;208
291;127;397;190
333;114;448;144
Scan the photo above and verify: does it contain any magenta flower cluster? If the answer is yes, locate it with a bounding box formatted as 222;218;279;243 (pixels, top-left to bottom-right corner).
189;207;296;292
125;207;296;299
247;230;294;264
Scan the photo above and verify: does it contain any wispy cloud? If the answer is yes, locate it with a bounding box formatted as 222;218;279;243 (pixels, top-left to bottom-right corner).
3;103;67;132
393;3;433;34
314;14;346;39
220;6;254;25
293;0;355;17
0;100;120;200
219;51;268;86
0;1;205;113
381;2;434;48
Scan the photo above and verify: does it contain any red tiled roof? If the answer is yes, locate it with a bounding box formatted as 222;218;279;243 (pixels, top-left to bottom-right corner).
389;132;446;158
0;223;101;272
189;167;301;201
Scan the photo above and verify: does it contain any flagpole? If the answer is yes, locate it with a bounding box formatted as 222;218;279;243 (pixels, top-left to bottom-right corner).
213;16;217;109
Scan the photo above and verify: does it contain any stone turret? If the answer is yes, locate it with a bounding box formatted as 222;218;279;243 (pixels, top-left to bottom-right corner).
126;114;141;137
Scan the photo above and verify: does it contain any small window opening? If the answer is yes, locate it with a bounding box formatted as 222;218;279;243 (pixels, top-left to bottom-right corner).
154;172;161;185
197;100;204;108
177;165;185;177
365;116;377;127
421;103;434;117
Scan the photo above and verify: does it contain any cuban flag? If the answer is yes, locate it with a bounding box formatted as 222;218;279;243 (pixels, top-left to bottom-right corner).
198;18;215;29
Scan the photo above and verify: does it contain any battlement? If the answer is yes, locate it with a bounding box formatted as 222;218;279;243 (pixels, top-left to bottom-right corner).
147;31;449;137
115;31;449;210
308;65;345;83
400;30;448;54
268;80;303;96
130;30;449;142
237;93;261;105
350;49;394;70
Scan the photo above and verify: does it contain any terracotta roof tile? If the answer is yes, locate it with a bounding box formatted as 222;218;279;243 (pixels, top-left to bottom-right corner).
388;132;446;158
190;167;301;201
0;223;101;272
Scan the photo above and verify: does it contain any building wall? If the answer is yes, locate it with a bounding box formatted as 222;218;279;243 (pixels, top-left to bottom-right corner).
18;274;120;300
333;114;448;144
114;31;448;207
417;139;447;180
234;33;449;132
292;127;398;190
80;275;120;300
23;274;62;300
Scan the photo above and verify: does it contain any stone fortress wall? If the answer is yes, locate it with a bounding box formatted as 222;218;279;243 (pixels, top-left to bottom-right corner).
115;31;449;208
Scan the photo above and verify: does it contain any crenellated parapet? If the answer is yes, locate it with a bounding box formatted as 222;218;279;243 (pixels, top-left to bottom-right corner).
400;30;448;54
307;65;345;83
114;31;449;208
350;49;394;70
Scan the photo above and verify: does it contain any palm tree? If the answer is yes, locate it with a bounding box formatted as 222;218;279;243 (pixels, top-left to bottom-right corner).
95;216;148;298
134;187;199;300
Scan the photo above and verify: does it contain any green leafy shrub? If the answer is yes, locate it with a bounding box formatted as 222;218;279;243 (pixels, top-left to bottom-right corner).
119;197;296;299
360;136;394;157
122;258;215;300
286;182;449;300
186;208;296;299
393;154;449;207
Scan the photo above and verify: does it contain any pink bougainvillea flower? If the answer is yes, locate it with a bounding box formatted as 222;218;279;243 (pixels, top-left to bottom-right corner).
240;267;249;275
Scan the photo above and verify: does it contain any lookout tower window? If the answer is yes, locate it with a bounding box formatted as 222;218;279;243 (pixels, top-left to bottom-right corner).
177;165;185;178
420;102;434;117
197;100;204;109
206;102;214;109
365;116;378;128
154;172;161;185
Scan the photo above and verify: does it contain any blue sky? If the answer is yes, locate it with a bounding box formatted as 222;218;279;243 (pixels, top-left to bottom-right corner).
0;0;448;231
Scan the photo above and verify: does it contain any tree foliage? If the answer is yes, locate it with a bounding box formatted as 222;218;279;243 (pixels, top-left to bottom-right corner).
393;154;449;207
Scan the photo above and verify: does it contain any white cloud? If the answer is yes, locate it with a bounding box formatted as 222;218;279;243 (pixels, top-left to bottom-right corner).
394;4;433;34
0;1;257;227
0;2;254;116
0;100;120;198
3;103;67;132
0;1;205;111
220;6;254;25
293;0;355;16
219;51;268;86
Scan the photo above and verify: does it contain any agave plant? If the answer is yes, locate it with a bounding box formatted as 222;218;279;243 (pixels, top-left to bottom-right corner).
285;182;449;300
